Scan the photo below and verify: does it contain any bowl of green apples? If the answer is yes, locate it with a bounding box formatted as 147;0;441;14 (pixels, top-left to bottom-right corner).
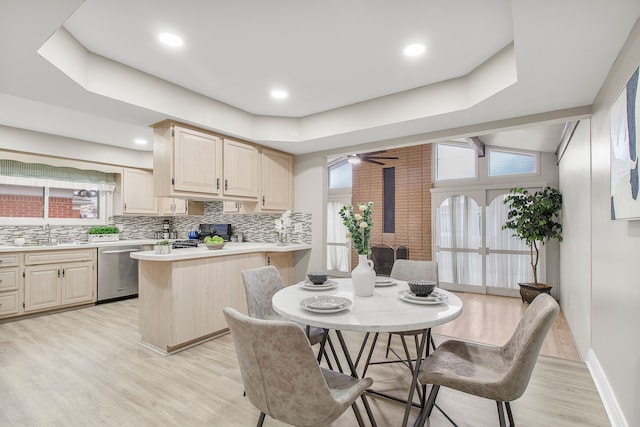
203;235;225;250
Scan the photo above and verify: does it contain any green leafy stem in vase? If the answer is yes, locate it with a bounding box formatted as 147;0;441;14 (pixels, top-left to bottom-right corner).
339;201;374;255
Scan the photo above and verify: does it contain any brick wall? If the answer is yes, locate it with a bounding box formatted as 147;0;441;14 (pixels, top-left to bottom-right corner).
48;197;81;219
350;145;433;268
0;195;81;218
0;195;43;217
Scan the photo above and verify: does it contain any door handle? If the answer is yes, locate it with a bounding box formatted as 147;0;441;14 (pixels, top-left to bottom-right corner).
217;178;220;190
101;249;140;254
62;268;65;278
224;179;228;191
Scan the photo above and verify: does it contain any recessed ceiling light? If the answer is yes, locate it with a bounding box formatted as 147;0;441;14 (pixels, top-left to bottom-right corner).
403;43;426;57
158;33;183;47
134;139;148;145
271;90;288;99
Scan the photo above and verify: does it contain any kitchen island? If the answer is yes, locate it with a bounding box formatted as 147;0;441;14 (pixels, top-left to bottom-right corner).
131;242;311;355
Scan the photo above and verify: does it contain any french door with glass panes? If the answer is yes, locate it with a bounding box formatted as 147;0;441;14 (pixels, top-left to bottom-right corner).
432;187;544;296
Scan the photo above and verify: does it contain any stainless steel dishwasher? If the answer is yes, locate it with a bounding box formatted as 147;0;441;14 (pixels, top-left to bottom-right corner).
97;243;153;303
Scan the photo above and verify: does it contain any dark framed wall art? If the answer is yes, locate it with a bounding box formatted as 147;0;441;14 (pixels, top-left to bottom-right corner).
610;66;640;220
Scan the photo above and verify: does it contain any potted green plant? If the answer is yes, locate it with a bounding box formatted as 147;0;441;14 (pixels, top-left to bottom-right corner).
502;187;562;303
154;240;171;254
87;226;120;243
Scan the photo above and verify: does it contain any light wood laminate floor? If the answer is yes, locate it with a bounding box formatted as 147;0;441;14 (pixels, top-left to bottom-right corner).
0;294;606;426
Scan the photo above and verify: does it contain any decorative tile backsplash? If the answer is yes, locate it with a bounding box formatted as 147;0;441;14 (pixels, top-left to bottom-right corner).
0;201;311;245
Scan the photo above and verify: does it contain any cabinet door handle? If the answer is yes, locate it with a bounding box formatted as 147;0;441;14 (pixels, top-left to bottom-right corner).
57;269;61;278
216;178;220;190
62;269;65;278
224;179;228;191
267;256;271;265
262;196;265;206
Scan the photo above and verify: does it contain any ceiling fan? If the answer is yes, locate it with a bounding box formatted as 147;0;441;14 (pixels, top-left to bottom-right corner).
347;150;399;165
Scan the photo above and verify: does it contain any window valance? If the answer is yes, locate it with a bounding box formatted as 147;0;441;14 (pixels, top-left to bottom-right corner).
0;159;116;191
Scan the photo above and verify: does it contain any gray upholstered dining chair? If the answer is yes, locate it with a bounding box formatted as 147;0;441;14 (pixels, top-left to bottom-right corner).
223;307;374;427
414;293;559;427
241;265;326;343
241;266;335;364
360;260;439;378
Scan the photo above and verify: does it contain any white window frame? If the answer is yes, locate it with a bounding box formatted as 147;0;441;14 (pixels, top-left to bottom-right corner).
0;183;110;226
326;187;352;277
434;142;479;183
487;147;539;178
431;182;549;297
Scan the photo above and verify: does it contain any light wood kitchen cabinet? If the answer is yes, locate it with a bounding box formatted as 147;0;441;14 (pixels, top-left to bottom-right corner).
138;252;264;354
0;253;22;318
266;251;294;286
222;201;242;214
259;147;294;212
154;121;223;198
24;249;95;313
159;199;204;216
223;148;294;214
115;169;158;215
153;121;293;209
159;198;187;215
223;138;259;199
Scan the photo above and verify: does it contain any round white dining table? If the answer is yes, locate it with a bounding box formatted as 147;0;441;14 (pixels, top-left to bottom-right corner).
272;277;463;427
272;277;463;333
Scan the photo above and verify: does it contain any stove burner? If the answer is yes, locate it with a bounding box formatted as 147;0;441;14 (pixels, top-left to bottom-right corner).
171;239;200;249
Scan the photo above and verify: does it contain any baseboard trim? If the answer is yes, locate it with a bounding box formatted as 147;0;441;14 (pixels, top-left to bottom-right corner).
586;348;628;427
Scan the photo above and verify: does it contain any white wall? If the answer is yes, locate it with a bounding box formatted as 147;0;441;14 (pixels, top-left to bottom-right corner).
559;18;640;427
558;120;592;358
293;155;327;281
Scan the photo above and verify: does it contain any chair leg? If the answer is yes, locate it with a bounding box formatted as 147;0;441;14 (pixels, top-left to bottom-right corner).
257;412;266;427
496;401;507;427
361;332;380;377
505;401;515;426
430;334;437;352
424;385;440;418
385;333;393;357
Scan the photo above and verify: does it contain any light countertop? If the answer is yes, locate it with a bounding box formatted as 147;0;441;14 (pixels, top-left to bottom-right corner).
0;239;161;253
131;242;312;261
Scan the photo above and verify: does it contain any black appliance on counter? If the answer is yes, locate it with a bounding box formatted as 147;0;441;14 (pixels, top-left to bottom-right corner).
198;223;233;241
171;239;200;249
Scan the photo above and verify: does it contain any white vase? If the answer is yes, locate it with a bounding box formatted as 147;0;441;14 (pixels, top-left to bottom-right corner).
351;254;376;297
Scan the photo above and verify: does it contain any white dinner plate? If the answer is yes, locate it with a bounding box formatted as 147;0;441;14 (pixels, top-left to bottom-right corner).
375;277;397;287
299;279;339;290
300;295;352;313
397;290;447;305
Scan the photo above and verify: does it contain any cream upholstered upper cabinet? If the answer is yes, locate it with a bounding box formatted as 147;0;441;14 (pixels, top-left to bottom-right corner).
153;122;223;198
259;148;293;212
223;138;259;199
115;169;158;215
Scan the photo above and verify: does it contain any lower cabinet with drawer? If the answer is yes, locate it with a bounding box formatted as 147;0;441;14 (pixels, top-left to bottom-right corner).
0;253;23;318
24;249;96;313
